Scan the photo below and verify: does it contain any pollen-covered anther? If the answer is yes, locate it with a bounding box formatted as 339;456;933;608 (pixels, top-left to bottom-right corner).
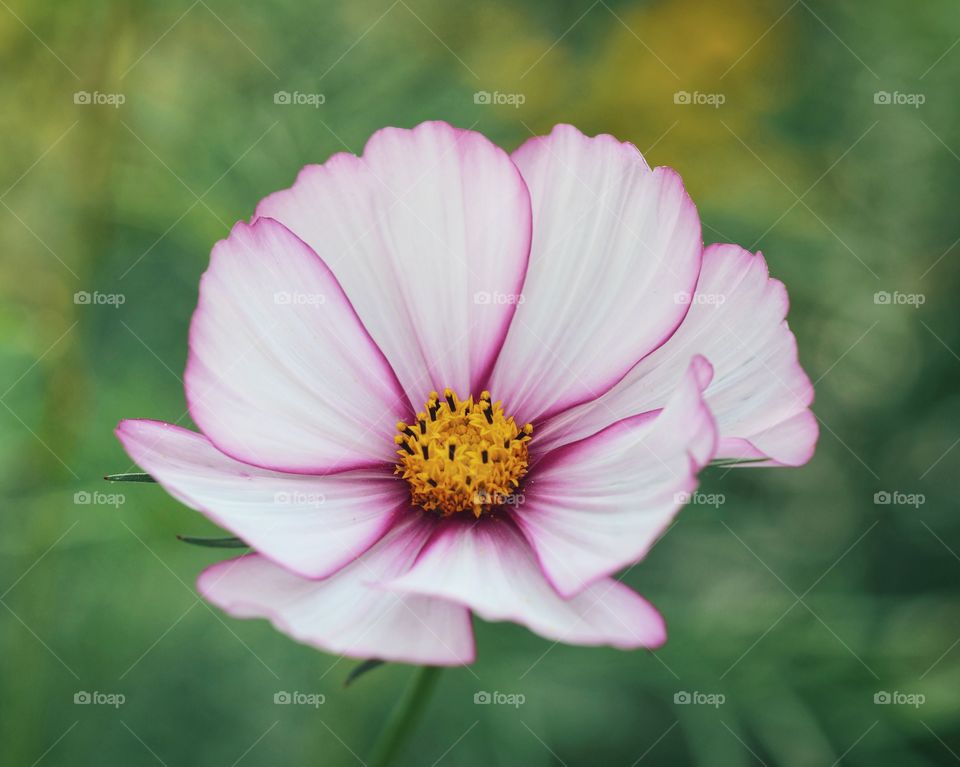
394;389;532;517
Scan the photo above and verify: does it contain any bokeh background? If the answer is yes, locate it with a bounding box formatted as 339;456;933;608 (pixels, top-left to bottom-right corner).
2;0;959;764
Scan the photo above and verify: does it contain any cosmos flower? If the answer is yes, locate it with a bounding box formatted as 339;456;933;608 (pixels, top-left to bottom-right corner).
117;122;817;665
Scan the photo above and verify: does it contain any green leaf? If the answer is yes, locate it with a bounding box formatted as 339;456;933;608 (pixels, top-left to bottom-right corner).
104;472;156;483
707;458;770;468
345;659;386;687
176;535;249;549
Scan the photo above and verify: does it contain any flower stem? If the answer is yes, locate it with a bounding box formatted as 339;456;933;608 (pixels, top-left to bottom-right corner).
366;665;442;767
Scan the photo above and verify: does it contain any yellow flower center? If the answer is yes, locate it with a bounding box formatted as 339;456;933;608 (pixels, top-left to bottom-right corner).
395;389;533;518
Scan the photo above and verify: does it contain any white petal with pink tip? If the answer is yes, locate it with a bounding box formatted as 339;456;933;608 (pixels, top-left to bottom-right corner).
514;360;717;598
486;124;703;424
198;515;475;666
116;419;406;579
387;519;666;649
185;218;407;474
257;121;532;409
534;244;817;466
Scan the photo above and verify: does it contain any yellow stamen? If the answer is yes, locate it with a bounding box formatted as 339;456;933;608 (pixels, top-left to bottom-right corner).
394;389;532;517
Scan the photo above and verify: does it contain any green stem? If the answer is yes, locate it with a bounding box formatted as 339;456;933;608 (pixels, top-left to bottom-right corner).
366;666;443;767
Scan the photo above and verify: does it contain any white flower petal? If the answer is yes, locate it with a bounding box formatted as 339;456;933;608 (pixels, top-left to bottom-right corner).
486;124;703;423
116;419;407;578
534;243;817;466
198;515;475;666
387;518;665;649
514;361;717;597
185;218;408;474
257;121;532;408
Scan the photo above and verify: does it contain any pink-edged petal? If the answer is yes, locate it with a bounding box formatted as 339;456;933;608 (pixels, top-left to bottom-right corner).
256;120;532;408
486;124;702;424
534;243;817;466
718;409;819;468
198;515;475;666
116;419;407;579
516;360;717;597
387;517;665;649
185;217;407;474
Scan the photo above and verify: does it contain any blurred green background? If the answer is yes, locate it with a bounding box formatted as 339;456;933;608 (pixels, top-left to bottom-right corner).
2;0;958;764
